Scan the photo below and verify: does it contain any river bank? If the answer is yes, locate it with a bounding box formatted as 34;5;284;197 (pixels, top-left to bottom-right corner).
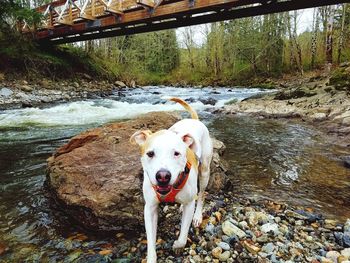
217;64;350;148
0;77;130;110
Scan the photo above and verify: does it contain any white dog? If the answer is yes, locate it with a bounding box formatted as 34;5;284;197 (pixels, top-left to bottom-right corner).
130;97;213;263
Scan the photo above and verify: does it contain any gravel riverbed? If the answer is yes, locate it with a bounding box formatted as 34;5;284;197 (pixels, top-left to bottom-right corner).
101;193;350;263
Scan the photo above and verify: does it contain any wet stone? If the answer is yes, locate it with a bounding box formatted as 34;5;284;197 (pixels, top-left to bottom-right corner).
262;242;275;254
206;223;216;235
212;247;222;258
261;223;280;236
326;251;341;262
285;210;308;220
341;248;350;258
257;234;269;243
0;87;13;97
218;251;230;262
345;220;350;233
218;242;230;251
222;220;246;239
344;232;350;248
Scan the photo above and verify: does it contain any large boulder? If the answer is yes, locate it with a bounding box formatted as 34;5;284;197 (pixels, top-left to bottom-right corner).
46;112;227;231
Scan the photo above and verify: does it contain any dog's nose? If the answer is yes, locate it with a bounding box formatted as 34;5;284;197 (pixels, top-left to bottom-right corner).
156;169;171;185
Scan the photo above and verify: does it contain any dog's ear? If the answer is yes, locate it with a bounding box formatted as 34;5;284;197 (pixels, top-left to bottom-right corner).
182;134;195;147
182;134;201;158
130;130;152;146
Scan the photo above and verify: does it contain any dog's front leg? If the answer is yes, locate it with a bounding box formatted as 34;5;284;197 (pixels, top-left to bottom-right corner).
144;203;158;263
173;199;195;250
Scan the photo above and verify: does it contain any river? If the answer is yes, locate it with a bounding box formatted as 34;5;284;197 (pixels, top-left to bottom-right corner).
0;86;349;261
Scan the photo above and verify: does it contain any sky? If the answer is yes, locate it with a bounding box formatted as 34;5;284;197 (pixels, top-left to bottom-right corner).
176;8;315;47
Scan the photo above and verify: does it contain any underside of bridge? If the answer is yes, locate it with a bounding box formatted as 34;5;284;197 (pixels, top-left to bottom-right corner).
29;0;349;45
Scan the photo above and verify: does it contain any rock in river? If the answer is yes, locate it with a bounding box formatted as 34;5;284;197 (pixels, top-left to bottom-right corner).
0;87;13;97
46;112;227;231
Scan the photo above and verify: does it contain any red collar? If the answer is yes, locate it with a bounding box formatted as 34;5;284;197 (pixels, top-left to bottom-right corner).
152;162;191;203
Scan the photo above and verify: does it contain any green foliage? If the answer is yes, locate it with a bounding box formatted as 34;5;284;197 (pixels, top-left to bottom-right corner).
84;30;180;84
0;1;42;33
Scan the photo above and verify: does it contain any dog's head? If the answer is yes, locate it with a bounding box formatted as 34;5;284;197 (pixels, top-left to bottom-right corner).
130;129;195;194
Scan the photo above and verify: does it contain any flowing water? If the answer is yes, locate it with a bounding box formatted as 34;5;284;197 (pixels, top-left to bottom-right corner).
0;86;349;261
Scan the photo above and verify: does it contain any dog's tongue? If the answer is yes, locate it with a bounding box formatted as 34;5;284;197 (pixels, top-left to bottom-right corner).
157;185;171;195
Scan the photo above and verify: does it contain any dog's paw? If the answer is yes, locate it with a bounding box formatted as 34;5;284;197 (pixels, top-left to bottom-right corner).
173;239;186;252
146;252;157;263
192;212;203;228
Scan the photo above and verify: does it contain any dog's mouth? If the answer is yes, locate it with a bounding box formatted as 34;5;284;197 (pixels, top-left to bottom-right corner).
156;185;172;195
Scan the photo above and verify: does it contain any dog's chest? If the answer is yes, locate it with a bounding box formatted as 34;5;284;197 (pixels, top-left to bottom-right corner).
175;178;197;204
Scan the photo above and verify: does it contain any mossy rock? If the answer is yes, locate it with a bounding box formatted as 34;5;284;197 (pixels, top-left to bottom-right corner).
250;83;276;90
225;98;239;105
274;87;317;100
329;67;350;91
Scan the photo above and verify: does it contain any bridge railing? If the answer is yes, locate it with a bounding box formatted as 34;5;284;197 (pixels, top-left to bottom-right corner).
23;0;157;31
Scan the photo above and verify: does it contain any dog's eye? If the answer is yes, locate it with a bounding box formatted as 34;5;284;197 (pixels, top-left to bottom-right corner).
174;151;180;157
146;151;155;158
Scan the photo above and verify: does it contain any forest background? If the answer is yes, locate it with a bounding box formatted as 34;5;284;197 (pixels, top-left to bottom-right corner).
0;1;349;86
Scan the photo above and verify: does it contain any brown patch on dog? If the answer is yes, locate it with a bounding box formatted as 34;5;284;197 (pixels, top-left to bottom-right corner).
186;148;198;172
140;130;167;155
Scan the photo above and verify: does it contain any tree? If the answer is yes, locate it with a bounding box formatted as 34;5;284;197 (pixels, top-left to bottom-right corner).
311;8;320;68
337;3;348;64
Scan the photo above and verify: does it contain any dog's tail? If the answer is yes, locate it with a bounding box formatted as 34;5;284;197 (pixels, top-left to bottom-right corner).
165;97;199;120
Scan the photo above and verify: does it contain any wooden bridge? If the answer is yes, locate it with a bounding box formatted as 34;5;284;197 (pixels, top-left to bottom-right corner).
29;0;349;44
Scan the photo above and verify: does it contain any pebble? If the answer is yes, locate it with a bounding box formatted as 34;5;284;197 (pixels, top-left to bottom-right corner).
285;210;308;220
212;247;222;259
321;257;334;263
338;256;349;263
192;255;202;262
204;256;211;262
261;223;280;236
258;251;268;258
163;205;169;213
326;251;341;262
275;217;281;224
295;220;304;226
0;87;13;97
221;235;230;243
306;236;313;242
218;251;230;262
243;240;261;254
206;223;215;235
257;234;269;243
325;219;338;230
247;211;269;226
262;242;275;254
341;248;350;258
344;232;350;248
345;220;350;233
222;220;246;239
215;212;222;222
239;221;248;230
217;242;230;251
